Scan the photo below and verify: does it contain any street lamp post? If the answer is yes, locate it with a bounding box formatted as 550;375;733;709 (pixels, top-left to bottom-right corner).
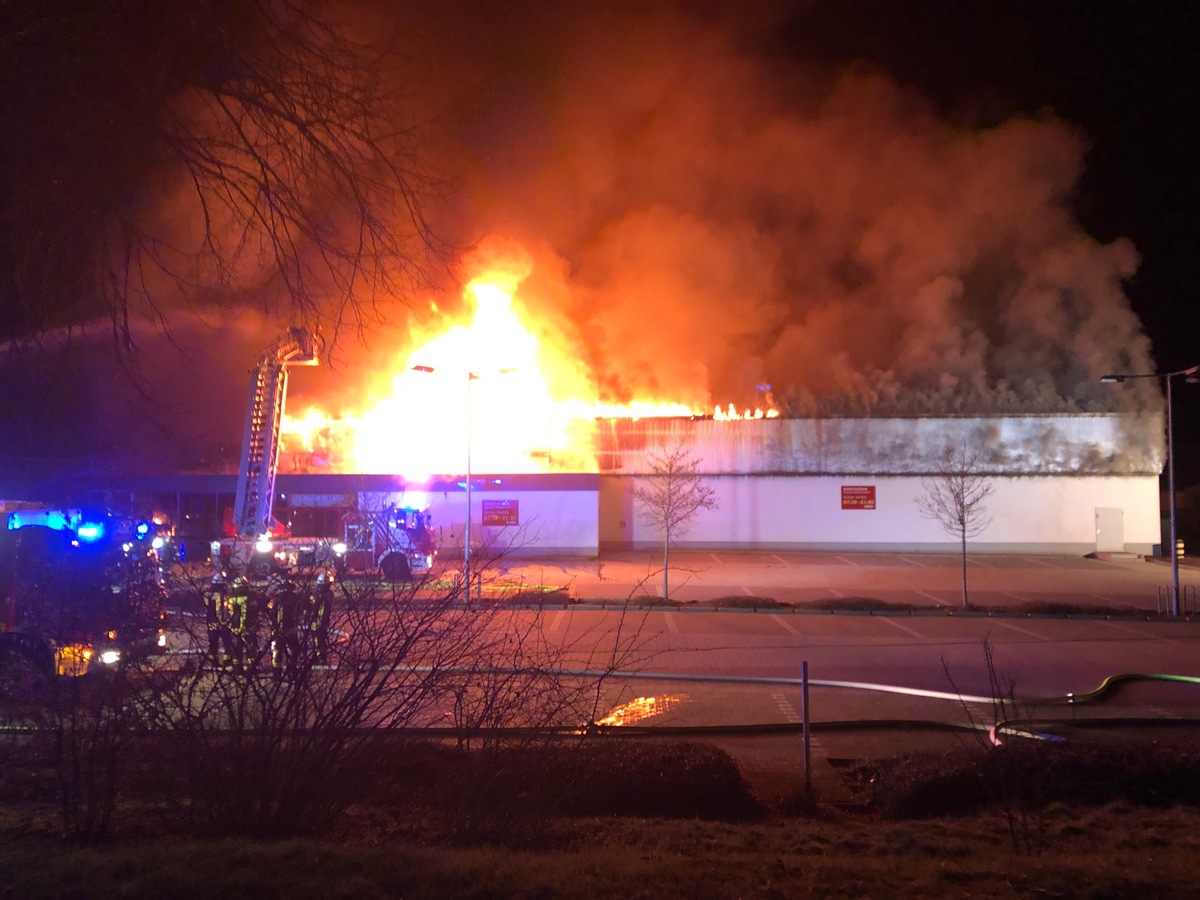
464;372;478;605
1101;365;1199;616
412;365;512;605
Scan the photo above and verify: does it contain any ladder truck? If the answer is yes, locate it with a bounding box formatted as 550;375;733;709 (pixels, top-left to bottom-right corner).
212;328;437;581
213;327;327;577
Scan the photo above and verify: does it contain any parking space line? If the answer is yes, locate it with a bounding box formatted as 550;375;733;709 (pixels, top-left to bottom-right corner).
770;692;803;723
876;617;925;640
770;554;790;566
834;555;855;566
547;609;565;633
770;613;801;636
663;611;679;634
826;587;844;598
742;586;753;596
1099;619;1158;638
898;555;930;567
1003;592;1027;604
988;619;1048;641
709;553;722;564
916;590;946;606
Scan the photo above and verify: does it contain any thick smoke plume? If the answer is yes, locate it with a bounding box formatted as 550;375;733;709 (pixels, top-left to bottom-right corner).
349;1;1157;417
3;1;1163;478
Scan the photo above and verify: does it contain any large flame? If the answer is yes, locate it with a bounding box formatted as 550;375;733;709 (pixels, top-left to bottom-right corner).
281;249;776;477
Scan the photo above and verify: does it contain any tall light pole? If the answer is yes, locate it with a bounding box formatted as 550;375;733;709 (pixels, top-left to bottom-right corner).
1102;365;1199;616
411;365;513;605
464;371;478;605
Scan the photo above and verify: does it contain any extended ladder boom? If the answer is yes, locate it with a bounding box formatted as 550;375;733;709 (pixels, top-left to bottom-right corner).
231;327;317;537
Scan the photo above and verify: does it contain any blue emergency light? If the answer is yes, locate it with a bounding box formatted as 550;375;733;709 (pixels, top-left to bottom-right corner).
75;522;106;542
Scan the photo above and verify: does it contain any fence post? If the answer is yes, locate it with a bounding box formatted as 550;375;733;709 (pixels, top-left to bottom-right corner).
801;660;811;797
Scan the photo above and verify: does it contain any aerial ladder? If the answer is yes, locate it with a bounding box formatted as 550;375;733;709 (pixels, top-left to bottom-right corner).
215;328;318;575
215;326;436;580
232;327;318;538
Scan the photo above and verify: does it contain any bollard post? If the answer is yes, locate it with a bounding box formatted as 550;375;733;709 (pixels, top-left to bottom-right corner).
801;660;811;797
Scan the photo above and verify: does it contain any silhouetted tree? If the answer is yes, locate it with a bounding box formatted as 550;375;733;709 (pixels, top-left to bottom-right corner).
916;446;994;609
1;0;444;352
633;441;718;600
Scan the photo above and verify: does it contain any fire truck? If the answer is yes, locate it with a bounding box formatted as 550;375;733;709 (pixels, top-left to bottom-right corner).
340;504;437;581
213;328;436;580
1;509;167;681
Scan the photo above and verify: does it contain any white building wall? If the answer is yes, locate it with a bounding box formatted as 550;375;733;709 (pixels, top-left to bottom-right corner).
601;474;1161;555
410;488;598;557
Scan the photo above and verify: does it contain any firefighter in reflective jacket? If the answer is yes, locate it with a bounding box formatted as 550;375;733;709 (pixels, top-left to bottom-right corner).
204;574;226;664
222;576;251;667
270;579;303;679
309;575;333;664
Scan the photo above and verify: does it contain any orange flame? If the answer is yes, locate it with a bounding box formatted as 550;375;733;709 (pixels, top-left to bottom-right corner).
281;247;777;476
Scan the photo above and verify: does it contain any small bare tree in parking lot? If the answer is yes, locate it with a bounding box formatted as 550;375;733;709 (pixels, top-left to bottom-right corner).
633;441;719;600
916;446;995;610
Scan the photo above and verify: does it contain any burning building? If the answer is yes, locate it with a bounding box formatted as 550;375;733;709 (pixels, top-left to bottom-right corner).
246;258;1163;558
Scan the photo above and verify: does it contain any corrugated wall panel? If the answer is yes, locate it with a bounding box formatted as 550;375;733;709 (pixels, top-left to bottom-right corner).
593;413;1162;476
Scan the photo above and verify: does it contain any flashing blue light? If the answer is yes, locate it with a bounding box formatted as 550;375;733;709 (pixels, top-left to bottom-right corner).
76;522;105;542
136;522;150;538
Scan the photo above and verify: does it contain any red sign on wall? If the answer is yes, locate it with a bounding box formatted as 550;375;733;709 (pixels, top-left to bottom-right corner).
841;485;876;510
482;499;519;526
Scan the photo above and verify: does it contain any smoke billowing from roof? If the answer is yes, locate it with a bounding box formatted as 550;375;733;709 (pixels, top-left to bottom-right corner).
2;1;1165;480
363;1;1157;417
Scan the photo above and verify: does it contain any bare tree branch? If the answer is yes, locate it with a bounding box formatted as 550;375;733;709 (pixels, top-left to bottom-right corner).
916;445;995;609
632;440;718;600
2;0;450;356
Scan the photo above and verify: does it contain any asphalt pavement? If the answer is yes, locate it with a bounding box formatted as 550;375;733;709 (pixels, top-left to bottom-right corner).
488;550;1200;804
501;549;1199;614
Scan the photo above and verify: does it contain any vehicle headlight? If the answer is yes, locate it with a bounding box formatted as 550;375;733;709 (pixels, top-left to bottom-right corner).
152;536;165;550
99;649;121;666
255;536;274;553
333;542;347;555
157;632;167;648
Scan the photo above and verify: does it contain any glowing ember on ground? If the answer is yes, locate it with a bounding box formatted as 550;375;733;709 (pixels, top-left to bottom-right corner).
281;247;776;477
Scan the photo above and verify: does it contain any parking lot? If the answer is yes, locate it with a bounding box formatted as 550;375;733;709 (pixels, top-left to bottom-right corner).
500;549;1200;614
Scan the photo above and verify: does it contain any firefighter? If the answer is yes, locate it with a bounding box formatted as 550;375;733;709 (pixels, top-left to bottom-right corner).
269;577;303;680
204;573;227;665
309;573;333;664
221;575;251;668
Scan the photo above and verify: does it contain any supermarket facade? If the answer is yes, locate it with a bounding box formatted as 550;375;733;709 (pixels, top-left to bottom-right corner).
8;413;1166;559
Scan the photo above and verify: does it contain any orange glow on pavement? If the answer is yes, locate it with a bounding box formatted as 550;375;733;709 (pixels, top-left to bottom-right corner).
595;694;689;727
